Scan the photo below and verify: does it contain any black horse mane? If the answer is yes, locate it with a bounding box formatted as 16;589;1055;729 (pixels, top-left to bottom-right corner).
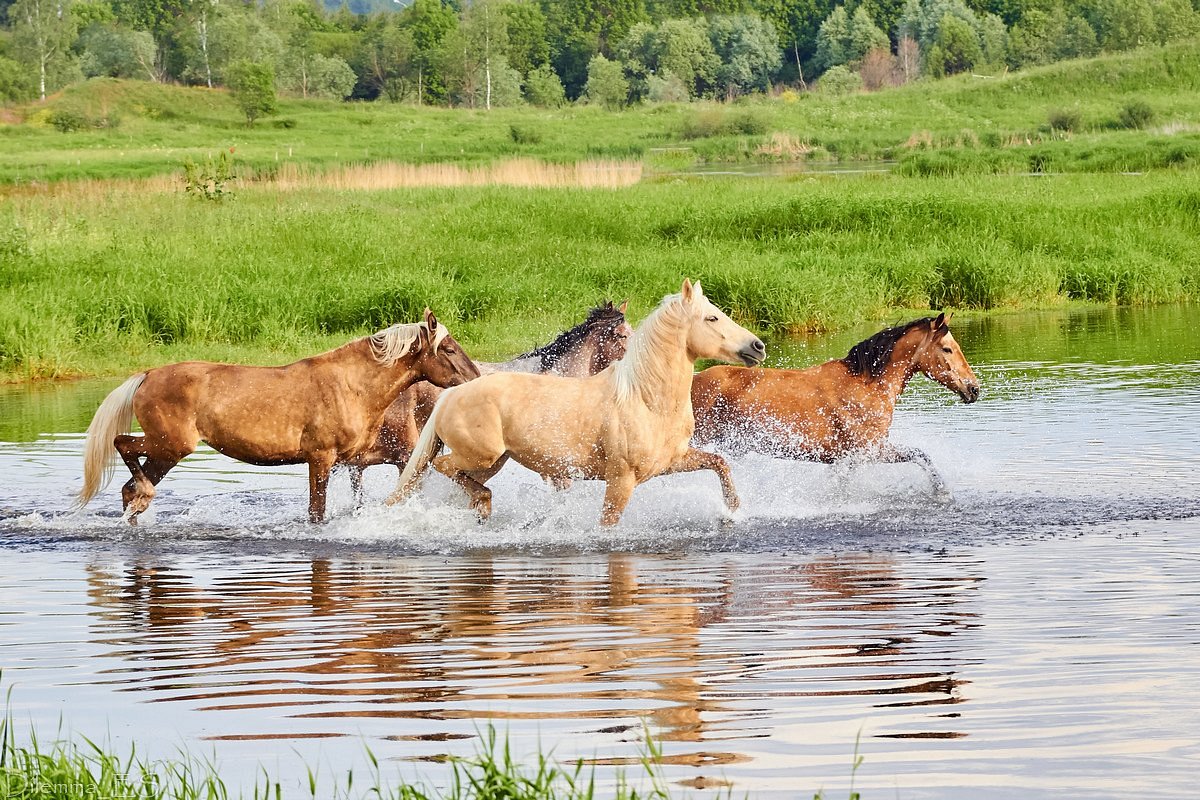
841;317;941;380
520;302;626;371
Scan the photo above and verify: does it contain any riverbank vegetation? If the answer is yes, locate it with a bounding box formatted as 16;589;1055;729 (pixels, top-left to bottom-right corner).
2;171;1196;381
0;714;684;800
2;40;1199;184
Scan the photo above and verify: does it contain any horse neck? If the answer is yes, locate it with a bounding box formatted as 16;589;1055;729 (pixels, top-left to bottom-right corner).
868;331;927;412
548;337;596;376
325;339;421;414
616;306;692;412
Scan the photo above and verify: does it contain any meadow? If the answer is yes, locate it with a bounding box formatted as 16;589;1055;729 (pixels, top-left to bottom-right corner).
1;41;1199;185
2;170;1197;380
1;42;1199;381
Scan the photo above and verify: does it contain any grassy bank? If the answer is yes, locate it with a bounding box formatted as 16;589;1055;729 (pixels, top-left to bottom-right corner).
2;42;1199;185
2;171;1197;381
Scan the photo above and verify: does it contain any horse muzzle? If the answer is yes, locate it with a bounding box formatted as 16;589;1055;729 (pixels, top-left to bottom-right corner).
959;383;981;404
738;339;767;367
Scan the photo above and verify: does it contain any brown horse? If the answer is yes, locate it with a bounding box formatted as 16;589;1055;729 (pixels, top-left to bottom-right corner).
342;301;632;499
389;280;766;526
76;310;480;524
691;313;980;496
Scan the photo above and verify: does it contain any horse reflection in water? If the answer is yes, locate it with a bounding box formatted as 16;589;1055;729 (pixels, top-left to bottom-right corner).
692;313;981;497
82;554;979;755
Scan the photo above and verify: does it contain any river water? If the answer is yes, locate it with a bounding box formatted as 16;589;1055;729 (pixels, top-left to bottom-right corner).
1;306;1197;799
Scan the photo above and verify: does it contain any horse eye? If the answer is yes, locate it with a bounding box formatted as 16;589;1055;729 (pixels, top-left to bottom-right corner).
705;315;719;323
942;347;952;354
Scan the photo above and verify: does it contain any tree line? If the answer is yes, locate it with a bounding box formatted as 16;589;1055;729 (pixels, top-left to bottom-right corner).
1;0;1197;109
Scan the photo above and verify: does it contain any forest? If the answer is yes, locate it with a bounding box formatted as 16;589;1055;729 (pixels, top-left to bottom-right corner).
2;0;1199;110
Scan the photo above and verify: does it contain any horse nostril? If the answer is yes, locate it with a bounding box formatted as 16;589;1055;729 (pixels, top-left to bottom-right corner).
752;339;765;353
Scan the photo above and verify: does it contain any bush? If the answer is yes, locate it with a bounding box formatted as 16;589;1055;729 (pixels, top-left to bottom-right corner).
523;64;567;108
1047;107;1082;132
47;107;118;132
226;60;276;126
646;71;688;103
727;109;768;135
509;123;543;145
1117;99;1154;130
585;54;628;110
818;65;861;95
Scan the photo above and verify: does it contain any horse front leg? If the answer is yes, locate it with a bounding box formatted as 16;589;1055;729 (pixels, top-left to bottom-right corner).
307;453;338;523
661;447;740;513
882;444;951;500
600;469;638;527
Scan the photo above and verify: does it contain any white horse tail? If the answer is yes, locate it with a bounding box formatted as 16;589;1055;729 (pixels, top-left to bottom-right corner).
387;386;453;505
76;373;147;509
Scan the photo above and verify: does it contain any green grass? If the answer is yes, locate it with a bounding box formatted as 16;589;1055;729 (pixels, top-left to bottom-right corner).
0;717;682;800
2;171;1198;381
2;41;1199;184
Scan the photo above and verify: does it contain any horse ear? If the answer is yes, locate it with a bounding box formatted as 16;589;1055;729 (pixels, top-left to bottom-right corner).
424;308;438;334
693;280;703;297
618;299;629;314
681;278;694;302
932;312;946;331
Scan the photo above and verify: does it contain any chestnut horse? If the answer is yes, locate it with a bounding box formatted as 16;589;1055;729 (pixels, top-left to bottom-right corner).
76;310;480;524
691;314;980;496
389;279;766;526
342;301;632;499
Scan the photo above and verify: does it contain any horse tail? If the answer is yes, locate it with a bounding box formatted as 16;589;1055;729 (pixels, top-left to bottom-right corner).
76;373;147;509
388;386;452;505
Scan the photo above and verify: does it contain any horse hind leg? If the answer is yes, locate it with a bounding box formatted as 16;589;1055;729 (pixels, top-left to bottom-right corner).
433;453;507;521
116;436;183;525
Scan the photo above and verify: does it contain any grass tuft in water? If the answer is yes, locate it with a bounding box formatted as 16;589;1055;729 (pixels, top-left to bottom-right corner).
0;712;705;800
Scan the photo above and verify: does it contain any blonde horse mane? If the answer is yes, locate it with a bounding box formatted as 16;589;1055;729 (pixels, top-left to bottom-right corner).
368;322;449;368
613;292;691;405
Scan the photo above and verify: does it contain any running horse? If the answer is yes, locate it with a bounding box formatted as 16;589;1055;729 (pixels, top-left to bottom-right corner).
389;280;766;526
341;301;631;499
76;310;480;523
691;313;980;495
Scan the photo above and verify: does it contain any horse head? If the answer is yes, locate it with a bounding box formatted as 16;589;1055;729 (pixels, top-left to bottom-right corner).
411;308;482;388
914;312;980;404
587;299;633;372
680;279;766;366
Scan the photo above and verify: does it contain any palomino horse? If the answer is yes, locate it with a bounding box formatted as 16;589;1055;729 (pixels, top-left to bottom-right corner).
342;301;632;499
76;310;480;524
388;280;766;526
691;313;980;496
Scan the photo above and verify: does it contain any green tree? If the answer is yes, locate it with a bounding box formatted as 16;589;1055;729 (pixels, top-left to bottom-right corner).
755;0;835;84
1058;15;1098;59
1088;0;1156;51
814;4;849;68
585;51;628;107
618;16;716;98
226;58;276;124
354;18;416;100
401;0;457;104
503;0;549;77
708;13;781;96
10;0;79;99
0;53;34;102
977;11;1007;68
78;24;160;80
847;6;888;61
924;11;981;76
523;60;566;105
1152;0;1200;44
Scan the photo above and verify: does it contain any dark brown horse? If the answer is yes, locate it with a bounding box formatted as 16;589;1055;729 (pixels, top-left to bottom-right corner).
77;310;480;523
691;313;980;495
342;301;631;498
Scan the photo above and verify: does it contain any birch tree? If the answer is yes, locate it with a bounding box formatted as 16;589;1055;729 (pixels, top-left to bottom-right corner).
11;0;78;100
